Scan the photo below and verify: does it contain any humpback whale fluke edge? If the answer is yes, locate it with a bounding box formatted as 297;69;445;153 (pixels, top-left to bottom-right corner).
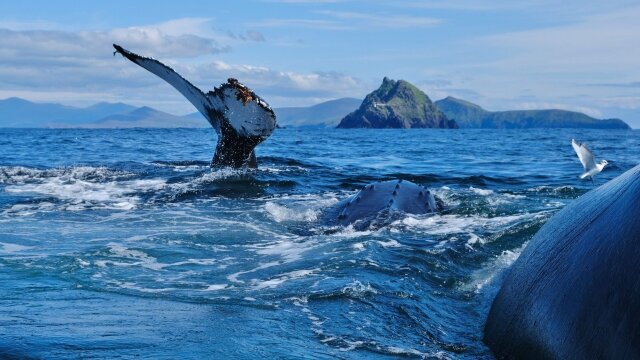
113;44;276;168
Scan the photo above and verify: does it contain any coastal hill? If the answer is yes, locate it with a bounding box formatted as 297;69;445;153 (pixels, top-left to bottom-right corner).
337;77;458;129
275;98;362;128
0;97;206;128
435;96;630;129
0;96;359;129
84;106;203;128
0;94;632;129
0;97;137;128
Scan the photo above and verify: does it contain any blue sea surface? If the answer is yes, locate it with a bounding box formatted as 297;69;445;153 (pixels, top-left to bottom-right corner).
0;128;638;359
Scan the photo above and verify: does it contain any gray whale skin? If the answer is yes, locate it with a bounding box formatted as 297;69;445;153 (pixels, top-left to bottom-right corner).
322;179;439;228
484;164;640;359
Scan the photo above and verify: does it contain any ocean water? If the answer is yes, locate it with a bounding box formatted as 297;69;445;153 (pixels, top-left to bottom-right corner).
0;127;638;359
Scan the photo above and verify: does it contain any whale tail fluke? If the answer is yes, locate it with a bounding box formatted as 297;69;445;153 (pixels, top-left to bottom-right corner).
113;44;276;168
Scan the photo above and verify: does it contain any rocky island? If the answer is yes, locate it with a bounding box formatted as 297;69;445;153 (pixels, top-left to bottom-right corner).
435;96;630;129
337;77;458;129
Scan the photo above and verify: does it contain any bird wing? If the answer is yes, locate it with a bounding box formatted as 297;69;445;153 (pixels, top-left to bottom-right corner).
113;44;219;129
572;139;596;171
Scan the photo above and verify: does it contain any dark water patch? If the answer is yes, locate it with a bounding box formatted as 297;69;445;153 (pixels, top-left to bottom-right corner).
0;345;40;360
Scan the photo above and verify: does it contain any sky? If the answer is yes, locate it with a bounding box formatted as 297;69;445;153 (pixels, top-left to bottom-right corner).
1;0;639;127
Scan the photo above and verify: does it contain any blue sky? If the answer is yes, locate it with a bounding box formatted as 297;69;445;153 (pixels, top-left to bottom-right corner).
1;0;639;126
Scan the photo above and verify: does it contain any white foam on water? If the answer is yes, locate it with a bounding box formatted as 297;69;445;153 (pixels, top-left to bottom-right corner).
527;185;577;194
251;268;316;290
167;258;218;267
249;237;319;263
204;284;229;291
263;192;340;223
465;233;486;250
0;242;33;253
191;168;250;184
545;200;566;208
2;166;166;212
151;162;206;172
376;239;401;248
97;243;221;272
469;186;493;196
227;261;281;284
259;165;309;174
341;280;378;297
431;186;461;207
384;346;429;357
331;225;378;238
76;258;91;267
396;212;543;238
3;202;52;216
264;202;319;222
338;340;365;352
502;193;526;199
95;243;165;270
463;243;528;293
1;166;111;183
107;279;176;293
469;186;527;206
257;167;284;174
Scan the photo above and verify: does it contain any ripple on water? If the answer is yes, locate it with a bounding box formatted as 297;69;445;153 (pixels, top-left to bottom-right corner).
2;128;634;358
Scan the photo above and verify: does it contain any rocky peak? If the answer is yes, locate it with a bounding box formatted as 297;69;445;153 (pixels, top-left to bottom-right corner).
337;78;458;129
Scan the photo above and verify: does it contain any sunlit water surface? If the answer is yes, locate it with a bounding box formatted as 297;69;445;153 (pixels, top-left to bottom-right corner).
1;128;638;359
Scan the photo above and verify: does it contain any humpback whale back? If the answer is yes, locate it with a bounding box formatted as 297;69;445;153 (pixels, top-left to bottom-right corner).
323;180;439;229
113;44;276;168
484;164;640;359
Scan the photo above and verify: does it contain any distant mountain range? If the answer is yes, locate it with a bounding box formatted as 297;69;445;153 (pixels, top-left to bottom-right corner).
337;77;457;129
0;96;358;129
0;93;632;129
0;97;202;128
435;96;630;129
275;98;362;128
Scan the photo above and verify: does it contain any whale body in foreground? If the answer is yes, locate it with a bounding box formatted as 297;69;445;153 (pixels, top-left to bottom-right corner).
484;164;640;359
322;179;439;229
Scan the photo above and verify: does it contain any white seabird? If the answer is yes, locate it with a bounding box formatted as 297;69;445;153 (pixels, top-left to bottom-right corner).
571;139;608;182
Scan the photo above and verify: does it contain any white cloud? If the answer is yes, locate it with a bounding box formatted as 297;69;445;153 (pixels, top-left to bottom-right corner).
250;9;441;30
595;96;640;110
317;10;441;28
407;4;640;126
0;25;224;60
0;19;224;97
481;6;640;77
248;18;347;30
0;18;366;114
190;60;365;100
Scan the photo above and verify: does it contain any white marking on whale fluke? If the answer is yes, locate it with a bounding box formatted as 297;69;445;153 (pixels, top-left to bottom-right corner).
112;44;275;138
219;86;277;137
571;139;608;181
